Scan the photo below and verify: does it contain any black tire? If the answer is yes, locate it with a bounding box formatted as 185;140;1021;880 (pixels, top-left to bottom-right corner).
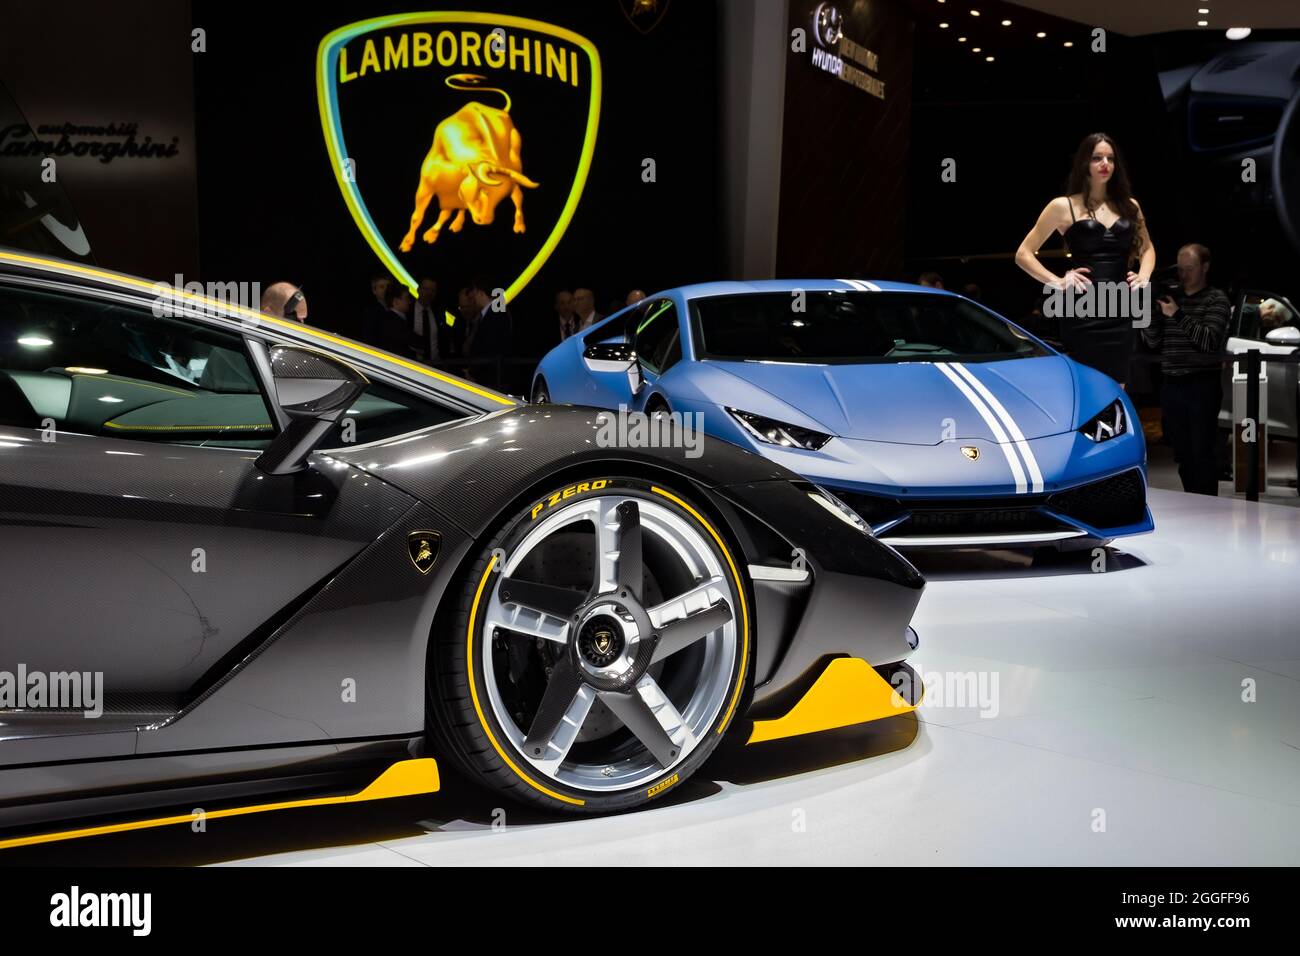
532;378;550;404
427;475;752;814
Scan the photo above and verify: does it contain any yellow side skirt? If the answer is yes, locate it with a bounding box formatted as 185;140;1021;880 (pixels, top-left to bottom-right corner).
0;757;439;851
748;658;918;744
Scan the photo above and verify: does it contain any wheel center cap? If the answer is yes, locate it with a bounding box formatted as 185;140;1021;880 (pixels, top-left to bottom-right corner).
578;614;625;667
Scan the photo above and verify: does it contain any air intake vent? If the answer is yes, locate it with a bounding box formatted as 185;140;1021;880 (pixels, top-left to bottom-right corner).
1208;53;1266;74
1189;98;1284;151
1048;469;1146;530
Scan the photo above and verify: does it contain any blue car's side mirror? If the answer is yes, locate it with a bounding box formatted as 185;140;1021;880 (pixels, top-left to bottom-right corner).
583;343;645;395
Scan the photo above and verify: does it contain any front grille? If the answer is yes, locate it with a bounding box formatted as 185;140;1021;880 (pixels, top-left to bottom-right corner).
835;488;1064;538
1047;469;1146;530
832;468;1146;538
903;507;1060;536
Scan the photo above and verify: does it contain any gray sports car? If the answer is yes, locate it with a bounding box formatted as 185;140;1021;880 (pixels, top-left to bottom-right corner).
0;248;924;843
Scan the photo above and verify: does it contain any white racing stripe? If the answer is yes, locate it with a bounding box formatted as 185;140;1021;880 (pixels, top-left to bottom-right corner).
934;362;1028;494
950;362;1045;493
839;278;881;292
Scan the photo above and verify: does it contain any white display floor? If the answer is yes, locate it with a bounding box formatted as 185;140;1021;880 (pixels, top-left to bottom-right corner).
17;488;1300;865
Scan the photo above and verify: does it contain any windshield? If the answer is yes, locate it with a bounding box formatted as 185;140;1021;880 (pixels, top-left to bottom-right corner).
0;81;94;263
691;291;1049;364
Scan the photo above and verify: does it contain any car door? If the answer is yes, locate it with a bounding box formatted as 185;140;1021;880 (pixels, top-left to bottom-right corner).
628;297;684;412
0;280;417;765
574;303;646;410
1221;289;1299;438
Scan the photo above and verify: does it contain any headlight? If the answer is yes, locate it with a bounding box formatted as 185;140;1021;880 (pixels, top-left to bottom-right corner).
726;407;833;451
808;485;872;535
1080;399;1127;442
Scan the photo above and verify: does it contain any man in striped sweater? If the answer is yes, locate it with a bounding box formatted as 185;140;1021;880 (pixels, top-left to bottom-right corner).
1143;243;1230;496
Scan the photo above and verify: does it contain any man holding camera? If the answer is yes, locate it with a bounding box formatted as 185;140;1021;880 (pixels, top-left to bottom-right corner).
1142;243;1230;496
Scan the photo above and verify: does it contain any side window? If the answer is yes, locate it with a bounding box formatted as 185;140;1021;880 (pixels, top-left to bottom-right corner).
634;299;680;374
321;378;465;448
0;283;274;448
1238;293;1264;340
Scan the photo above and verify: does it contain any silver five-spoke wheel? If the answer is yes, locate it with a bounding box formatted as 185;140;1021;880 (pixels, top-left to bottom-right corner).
481;492;739;793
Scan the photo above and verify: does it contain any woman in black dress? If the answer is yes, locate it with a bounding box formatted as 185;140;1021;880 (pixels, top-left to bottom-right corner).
1015;133;1156;385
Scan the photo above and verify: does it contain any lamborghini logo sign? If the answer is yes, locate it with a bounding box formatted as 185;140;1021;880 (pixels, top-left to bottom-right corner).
317;13;601;301
593;629;614;655
407;531;442;574
398;74;540;252
620;0;671;34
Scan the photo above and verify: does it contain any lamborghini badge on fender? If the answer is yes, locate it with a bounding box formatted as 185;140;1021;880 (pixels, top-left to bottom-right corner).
407;531;442;574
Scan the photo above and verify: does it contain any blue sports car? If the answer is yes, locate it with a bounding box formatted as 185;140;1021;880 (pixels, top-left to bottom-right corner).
533;280;1153;549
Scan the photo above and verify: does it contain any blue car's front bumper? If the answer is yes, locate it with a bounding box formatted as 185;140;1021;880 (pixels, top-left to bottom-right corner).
714;423;1153;548
826;468;1154;548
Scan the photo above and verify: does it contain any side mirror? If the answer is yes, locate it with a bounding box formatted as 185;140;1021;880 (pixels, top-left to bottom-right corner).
1264;325;1300;346
583;343;644;395
255;345;368;475
583;342;637;371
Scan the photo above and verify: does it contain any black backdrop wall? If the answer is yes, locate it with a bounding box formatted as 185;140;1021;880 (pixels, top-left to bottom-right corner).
778;0;914;280
901;0;1300;323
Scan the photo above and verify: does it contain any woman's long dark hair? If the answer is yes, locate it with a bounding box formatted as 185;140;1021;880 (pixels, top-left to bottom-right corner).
1065;132;1146;260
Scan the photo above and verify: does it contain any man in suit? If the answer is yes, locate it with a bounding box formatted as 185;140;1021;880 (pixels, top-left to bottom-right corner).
261;282;309;323
573;287;602;331
359;274;392;346
555;289;577;342
410;277;442;363
465;276;514;390
379;283;414;356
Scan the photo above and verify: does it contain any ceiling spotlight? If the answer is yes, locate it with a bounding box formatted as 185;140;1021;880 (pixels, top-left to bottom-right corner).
1001;19;1011;26
1036;31;1046;38
985;55;995;61
1197;20;1208;26
939;22;949;28
1225;27;1252;40
1063;40;1074;47
970;9;980;16
1198;7;1209;12
958;36;967;42
973;46;982;52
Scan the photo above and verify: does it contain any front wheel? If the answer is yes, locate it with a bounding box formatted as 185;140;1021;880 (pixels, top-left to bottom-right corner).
531;379;550;404
428;476;750;813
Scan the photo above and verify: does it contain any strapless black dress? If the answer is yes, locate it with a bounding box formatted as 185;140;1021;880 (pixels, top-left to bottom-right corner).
1062;216;1136;384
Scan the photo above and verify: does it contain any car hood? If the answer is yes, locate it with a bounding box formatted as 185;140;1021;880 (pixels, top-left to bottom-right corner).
702;356;1077;444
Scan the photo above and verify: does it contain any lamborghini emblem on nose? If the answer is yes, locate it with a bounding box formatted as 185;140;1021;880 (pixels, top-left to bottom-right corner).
407;531;441;574
960;446;980;461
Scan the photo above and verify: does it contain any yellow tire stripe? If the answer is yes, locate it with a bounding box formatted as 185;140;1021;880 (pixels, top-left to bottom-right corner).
0;758;439;851
465;555;585;806
650;486;750;734
0;250;515;407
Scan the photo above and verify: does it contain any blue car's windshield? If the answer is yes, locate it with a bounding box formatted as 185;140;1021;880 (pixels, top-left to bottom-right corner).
691;292;1048;364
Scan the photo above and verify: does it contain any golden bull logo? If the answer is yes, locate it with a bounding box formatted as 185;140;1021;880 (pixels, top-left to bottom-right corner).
317;13;601;300
399;74;539;252
621;0;670;34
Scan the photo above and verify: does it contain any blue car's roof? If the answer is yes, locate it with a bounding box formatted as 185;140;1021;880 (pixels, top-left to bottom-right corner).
663;279;954;299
